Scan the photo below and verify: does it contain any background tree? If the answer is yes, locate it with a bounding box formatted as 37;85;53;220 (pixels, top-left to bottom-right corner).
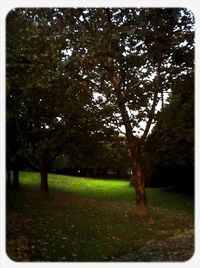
6;9;81;193
143;72;194;193
52;131;130;178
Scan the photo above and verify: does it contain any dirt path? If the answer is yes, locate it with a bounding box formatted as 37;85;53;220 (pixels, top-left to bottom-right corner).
117;229;194;262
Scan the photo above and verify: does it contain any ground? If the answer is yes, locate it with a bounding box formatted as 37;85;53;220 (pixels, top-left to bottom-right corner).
6;172;194;262
118;229;194;262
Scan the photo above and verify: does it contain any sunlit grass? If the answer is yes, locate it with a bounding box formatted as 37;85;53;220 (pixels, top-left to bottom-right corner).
20;171;193;212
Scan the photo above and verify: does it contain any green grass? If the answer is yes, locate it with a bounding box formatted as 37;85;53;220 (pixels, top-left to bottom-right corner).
7;171;194;261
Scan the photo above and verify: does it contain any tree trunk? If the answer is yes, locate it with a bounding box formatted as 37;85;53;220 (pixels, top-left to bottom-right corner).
13;168;19;190
6;169;11;188
110;70;148;216
131;153;148;217
129;173;135;187
40;152;49;194
6;158;12;188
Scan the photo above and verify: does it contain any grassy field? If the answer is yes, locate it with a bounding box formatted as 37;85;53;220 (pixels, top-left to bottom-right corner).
6;171;194;261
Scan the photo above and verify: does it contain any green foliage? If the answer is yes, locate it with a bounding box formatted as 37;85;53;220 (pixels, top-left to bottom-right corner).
143;72;194;189
7;9;132;176
150;74;193;166
6;9;112;171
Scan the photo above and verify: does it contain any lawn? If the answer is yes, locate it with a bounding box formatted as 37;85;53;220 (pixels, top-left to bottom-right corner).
6;171;194;261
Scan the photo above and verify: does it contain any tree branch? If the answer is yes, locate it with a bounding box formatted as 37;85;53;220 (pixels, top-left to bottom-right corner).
105;8;112;23
141;62;162;142
110;115;126;135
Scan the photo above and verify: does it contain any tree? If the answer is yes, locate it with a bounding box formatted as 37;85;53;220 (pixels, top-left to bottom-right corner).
6;10;31;189
143;72;194;192
55;8;194;215
6;9;78;193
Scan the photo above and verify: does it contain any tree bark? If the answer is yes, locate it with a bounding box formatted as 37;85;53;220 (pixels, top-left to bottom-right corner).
40;151;49;194
130;152;148;217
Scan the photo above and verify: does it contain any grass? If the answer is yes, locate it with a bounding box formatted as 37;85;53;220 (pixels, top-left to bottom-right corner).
6;171;194;262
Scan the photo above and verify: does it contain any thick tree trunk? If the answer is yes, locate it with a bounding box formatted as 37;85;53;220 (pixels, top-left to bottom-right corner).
130;153;148;217
40;152;49;194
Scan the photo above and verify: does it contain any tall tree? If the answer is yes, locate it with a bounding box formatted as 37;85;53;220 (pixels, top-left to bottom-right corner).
55;8;194;215
6;9;77;193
